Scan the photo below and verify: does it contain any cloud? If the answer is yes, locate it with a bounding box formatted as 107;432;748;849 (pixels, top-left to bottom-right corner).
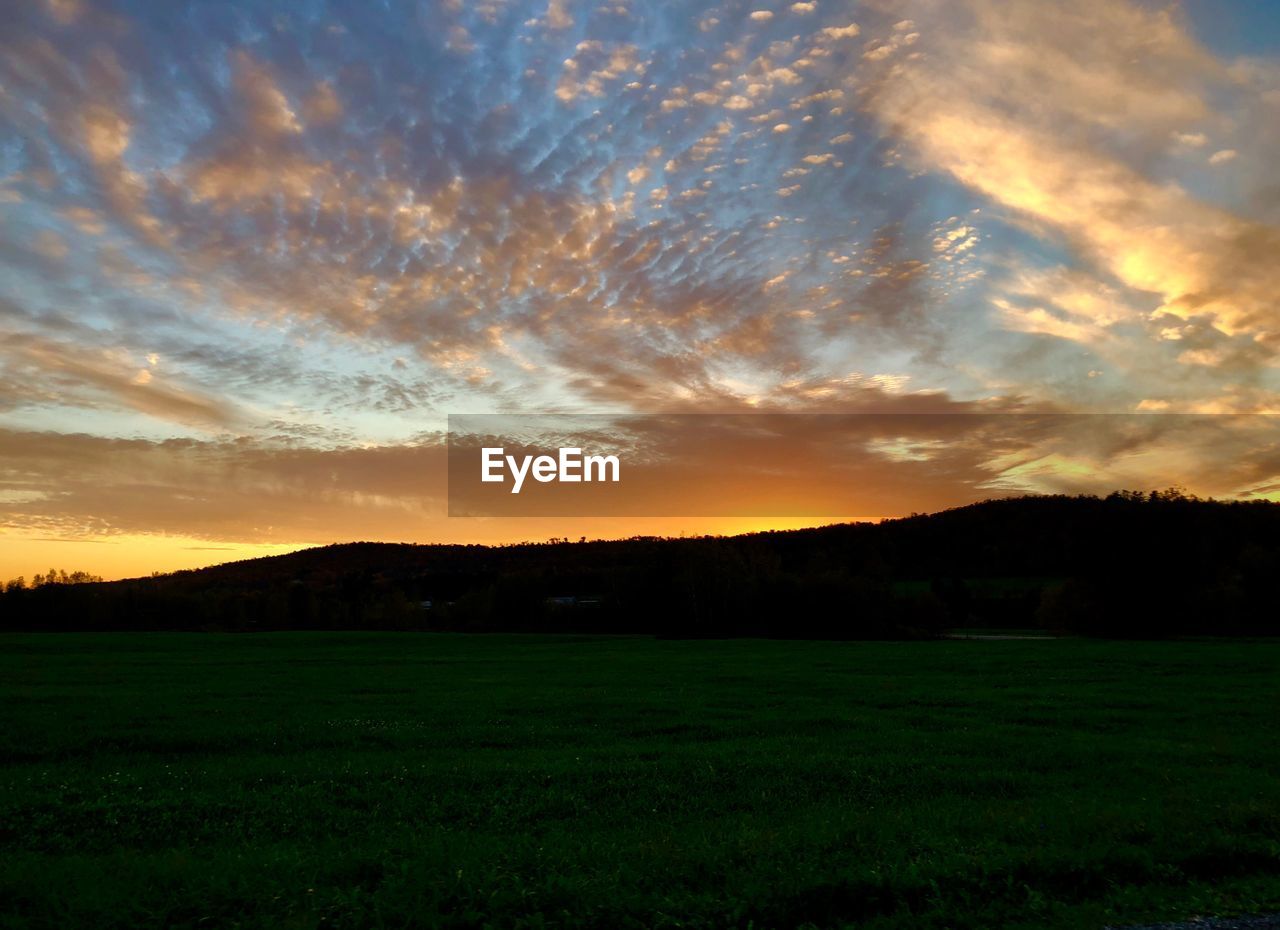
556;41;644;101
0;333;237;428
44;0;84;25
546;0;573;30
0;429;449;543
12;408;1280;546
865;0;1280;347
229;50;302;137
820;23;860;39
2;0;1279;565
303;81;343;126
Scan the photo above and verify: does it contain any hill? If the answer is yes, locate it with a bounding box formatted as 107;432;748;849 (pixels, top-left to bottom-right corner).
4;491;1279;637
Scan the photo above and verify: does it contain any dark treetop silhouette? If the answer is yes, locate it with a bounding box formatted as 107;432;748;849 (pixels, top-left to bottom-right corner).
3;491;1277;638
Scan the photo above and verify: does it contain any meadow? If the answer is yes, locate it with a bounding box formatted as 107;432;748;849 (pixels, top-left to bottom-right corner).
1;633;1277;929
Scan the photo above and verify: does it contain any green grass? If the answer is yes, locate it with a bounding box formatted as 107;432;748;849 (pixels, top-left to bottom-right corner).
1;634;1278;930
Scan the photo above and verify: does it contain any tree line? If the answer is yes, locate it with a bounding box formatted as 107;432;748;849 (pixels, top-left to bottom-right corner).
2;491;1278;638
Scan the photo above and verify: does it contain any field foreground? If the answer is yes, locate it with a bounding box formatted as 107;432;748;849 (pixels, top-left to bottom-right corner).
1;634;1278;929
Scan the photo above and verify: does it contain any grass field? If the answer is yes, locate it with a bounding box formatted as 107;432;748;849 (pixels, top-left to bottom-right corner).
1;634;1278;930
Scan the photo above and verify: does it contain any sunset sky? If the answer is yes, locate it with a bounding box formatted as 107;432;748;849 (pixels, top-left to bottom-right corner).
2;0;1280;579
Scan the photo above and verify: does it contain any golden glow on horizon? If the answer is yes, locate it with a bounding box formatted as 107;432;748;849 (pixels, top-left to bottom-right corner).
0;533;311;583
0;517;878;582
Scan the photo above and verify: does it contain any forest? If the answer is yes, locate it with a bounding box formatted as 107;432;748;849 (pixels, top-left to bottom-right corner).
3;490;1278;638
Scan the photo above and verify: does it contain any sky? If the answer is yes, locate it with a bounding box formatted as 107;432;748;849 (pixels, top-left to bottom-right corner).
2;0;1279;579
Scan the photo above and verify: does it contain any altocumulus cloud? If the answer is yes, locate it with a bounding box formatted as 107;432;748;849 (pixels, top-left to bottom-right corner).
1;0;1279;556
